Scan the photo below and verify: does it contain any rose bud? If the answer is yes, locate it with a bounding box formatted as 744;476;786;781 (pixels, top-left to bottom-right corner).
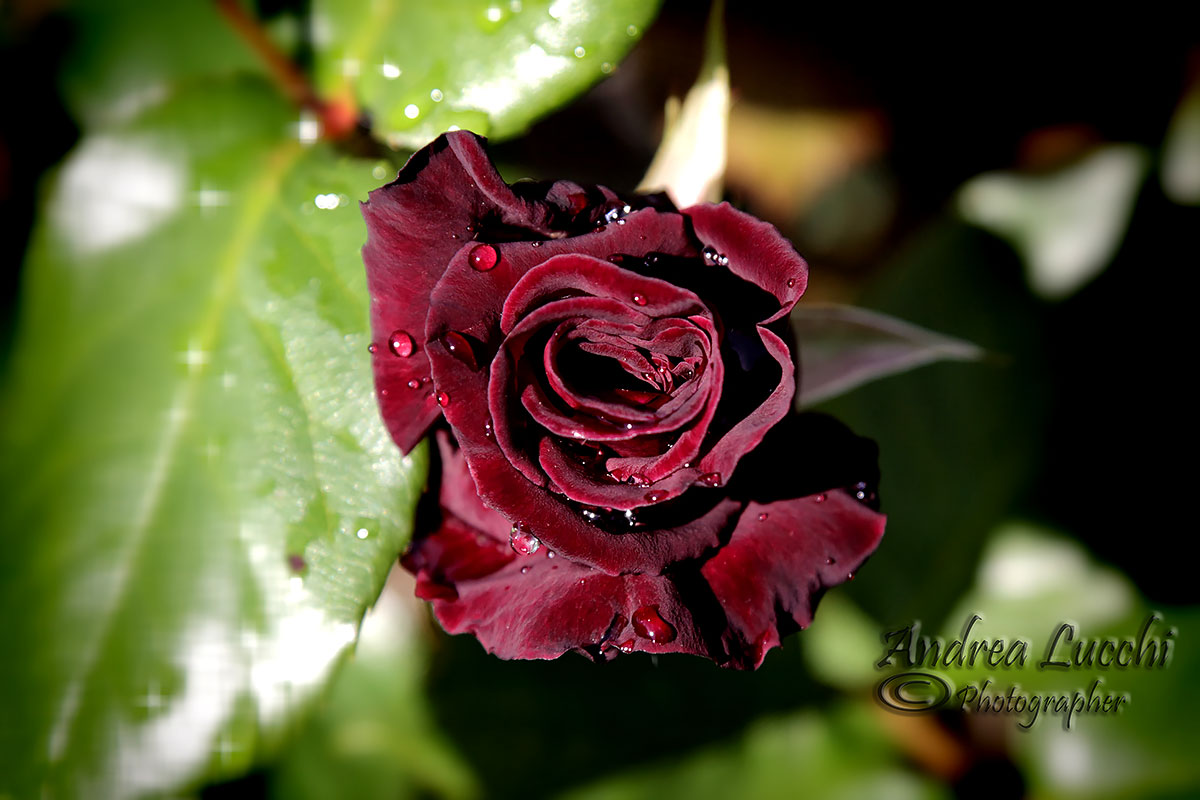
362;131;885;668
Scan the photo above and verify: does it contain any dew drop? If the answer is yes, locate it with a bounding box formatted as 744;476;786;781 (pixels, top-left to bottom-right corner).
531;240;542;247
509;523;541;555
442;330;479;370
520;566;530;574
847;571;856;581
618;639;635;653
436;391;451;407
702;245;719;264
388;330;415;358
484;420;494;438
632;605;676;643
645;490;666;503
573;45;586;58
567;192;589;214
627;473;649;486
469;243;499;271
546;550;556;559
758;512;768;521
631;293;647;306
814;493;826;503
787;278;796;288
716;253;729;267
367;343;378;354
826;556;837;565
698;472;722;487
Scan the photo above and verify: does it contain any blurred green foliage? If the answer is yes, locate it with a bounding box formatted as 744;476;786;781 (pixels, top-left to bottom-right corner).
1;1;1197;799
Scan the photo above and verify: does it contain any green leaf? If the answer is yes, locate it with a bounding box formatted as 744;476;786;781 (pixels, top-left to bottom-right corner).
268;572;479;800
555;702;950;800
792;304;983;408
911;524;1200;799
0;77;425;798
311;0;661;148
1162;85;1200;205
59;0;268;129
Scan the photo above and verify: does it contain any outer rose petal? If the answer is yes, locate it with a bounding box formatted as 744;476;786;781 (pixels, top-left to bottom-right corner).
363;132;554;454
404;435;884;668
701;492;885;668
685;202;809;323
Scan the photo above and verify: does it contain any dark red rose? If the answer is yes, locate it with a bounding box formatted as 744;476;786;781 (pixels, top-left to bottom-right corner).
363;131;885;669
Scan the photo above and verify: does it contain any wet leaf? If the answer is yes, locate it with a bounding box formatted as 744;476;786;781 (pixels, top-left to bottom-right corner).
0;78;426;798
312;0;662;148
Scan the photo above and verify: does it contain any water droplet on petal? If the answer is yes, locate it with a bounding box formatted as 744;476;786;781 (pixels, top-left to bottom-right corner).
632;293;647;306
618;639;635;653
469;243;499;271
758;512;768;521
546;550;555;559
367;343;378;354
567;192;589;214
698;472;722;487
407;379;420;389
574;45;586;58
826;556;837;565
814;493;826;503
645;490;666;503
632;605;676;643
436;391;450;407
442;330;479;370
388;330;415;357
509;523;541;555
847;571;856;581
702;245;719;264
787;278;796;288
520;565;530;574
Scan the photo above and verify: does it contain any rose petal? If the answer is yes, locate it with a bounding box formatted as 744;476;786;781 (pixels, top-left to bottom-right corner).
684;202;809;324
363;131;554;454
701;491;885;668
405;433;885;668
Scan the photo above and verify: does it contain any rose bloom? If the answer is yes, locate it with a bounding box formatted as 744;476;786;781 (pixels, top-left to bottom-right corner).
363;131;884;669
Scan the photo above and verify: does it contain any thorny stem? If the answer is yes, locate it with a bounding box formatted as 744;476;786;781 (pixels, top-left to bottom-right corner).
214;0;359;140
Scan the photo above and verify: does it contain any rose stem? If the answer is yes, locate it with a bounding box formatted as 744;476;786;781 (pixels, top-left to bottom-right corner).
213;0;358;141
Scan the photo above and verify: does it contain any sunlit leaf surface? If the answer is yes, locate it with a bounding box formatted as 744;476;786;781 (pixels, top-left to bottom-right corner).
312;0;661;147
0;78;426;798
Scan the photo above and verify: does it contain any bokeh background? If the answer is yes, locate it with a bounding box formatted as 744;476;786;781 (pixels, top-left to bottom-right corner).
2;1;1198;798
